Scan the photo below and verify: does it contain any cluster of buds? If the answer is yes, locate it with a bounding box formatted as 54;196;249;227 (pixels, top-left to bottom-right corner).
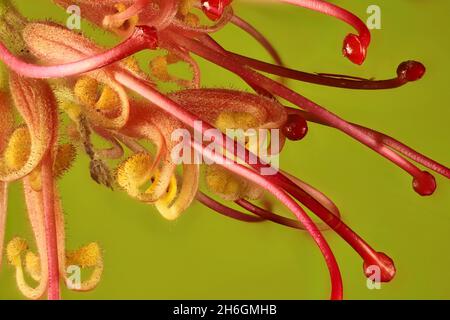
0;0;448;300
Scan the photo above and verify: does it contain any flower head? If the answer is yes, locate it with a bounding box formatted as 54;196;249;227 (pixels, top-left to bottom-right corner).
0;0;448;300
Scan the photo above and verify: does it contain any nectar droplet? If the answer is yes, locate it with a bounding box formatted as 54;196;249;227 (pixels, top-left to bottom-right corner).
201;0;232;21
282;114;308;141
397;60;426;82
363;252;396;283
342;34;366;65
413;171;436;196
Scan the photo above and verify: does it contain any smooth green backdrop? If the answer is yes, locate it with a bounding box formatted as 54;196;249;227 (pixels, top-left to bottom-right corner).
0;0;449;299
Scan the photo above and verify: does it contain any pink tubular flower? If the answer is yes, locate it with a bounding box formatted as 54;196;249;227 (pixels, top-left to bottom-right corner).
0;0;448;300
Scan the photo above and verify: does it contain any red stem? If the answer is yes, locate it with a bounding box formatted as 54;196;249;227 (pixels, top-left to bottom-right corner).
41;151;60;300
354;125;450;179
228;51;409;89
287;107;450;179
278;178;395;281
230;15;284;68
236;199;306;230
200;194;318;230
0;26;157;79
197;192;264;223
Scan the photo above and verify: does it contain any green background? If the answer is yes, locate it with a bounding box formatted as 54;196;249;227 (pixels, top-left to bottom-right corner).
0;0;449;299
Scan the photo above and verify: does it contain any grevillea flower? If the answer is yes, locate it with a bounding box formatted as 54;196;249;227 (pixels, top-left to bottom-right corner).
0;0;448;300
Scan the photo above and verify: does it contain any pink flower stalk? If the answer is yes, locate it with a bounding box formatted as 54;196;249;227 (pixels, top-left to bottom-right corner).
0;0;448;300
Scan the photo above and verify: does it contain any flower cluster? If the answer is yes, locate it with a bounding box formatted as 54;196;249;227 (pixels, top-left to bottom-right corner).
0;0;448;300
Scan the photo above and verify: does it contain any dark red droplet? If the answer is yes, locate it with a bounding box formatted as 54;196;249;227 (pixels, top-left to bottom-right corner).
413;171;436;196
363;252;396;283
201;0;232;21
282;114;308;141
342;34;366;65
397;60;426;82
